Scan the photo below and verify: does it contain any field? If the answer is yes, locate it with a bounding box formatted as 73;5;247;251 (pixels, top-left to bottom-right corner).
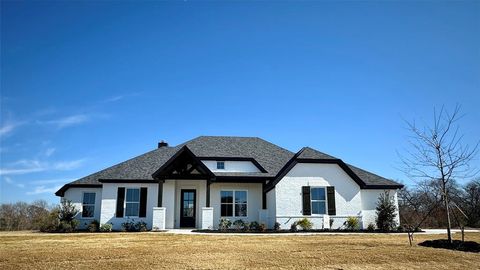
1;231;479;269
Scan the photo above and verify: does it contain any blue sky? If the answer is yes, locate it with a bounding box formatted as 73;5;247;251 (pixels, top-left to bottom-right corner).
1;1;479;204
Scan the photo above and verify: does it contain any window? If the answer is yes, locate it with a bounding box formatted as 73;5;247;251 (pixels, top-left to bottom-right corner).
82;192;96;218
125;188;140;217
221;190;247;217
311;187;327;215
217;161;225;170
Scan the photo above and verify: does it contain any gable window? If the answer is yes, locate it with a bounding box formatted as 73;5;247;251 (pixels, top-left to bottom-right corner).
311;187;327;215
216;161;225;170
82;192;96;218
125;188;140;217
221;190;247;217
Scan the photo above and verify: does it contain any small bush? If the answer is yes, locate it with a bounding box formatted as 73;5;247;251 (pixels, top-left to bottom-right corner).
290;222;298;232
296;218;313;231
100;223;112;232
219;218;232;231
121;220;137;232
345;217;359;230
329;219;334;229
87;220;99;232
136;221;148;232
366;223;375;232
274;222;281;231
249;221;260;231
259;223;266;232
232;219;246;231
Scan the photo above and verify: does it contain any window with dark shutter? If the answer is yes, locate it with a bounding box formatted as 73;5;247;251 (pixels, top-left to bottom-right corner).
116;187;125;218
139;187;148;218
327;186;336;215
302;186;311;215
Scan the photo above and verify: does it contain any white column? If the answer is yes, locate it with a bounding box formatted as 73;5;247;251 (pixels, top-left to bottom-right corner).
201;207;213;230
323;215;330;229
152;207;166;231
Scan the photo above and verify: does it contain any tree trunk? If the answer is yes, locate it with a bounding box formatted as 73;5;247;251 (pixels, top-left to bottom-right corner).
443;191;453;244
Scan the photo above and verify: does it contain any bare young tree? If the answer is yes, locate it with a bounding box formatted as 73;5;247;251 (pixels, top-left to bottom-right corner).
400;105;478;243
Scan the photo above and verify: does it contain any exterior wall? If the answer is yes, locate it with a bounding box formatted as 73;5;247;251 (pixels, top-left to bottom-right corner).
201;160;261;173
63;187;102;230
210;182;262;229
99;183;158;231
275;163;363;229
361;189;400;228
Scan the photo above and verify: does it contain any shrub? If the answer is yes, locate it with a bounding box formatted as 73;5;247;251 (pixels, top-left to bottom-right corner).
121;220;137;232
345;217;359;230
249;221;260;231
100;223;113;232
219;218;231;231
329;219;334;229
296;218;313;231
87;220;99;232
39;201;79;233
290;222;298;232
375;191;398;231
274;222;281;231
136;221;148;232
232;219;246;231
259;223;266;232
366;223;375;232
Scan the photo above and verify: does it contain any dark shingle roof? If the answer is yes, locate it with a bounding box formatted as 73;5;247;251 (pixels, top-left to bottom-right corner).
57;136;402;196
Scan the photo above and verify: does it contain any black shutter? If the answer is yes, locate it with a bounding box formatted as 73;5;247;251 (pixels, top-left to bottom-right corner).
302;186;311;215
327;186;336;215
116;187;125;218
139;187;148;218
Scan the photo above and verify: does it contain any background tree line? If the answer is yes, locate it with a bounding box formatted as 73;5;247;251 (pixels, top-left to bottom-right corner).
399;178;480;229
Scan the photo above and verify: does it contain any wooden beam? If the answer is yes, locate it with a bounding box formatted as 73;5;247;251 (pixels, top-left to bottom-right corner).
157;181;163;207
206;179;211;207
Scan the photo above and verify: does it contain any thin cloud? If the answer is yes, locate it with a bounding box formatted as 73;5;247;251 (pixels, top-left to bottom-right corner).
32;178;76;184
45;148;56;157
53;159;86;170
3;176;25;188
0;158;86;176
41;114;89;128
0;120;25;136
104;92;141;103
26;185;62;195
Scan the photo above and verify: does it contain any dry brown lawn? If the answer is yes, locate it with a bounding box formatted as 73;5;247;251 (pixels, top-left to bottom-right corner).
1;231;479;269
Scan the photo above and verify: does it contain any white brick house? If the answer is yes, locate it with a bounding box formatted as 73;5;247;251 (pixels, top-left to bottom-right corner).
55;136;403;231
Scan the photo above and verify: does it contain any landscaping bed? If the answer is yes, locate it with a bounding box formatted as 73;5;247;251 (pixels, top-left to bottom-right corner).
418;239;480;253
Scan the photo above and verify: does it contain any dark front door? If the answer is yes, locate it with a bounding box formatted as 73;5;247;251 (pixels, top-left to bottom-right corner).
180;189;196;228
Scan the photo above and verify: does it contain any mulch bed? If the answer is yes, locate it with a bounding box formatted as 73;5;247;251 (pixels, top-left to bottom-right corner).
418;239;480;253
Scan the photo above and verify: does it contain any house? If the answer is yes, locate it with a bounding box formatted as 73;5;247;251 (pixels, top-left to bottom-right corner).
55;136;403;231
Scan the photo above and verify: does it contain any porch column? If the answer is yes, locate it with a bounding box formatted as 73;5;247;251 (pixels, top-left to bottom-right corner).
201;207;213;230
157;180;163;207
206;178;211;207
262;181;267;209
152;207;166;230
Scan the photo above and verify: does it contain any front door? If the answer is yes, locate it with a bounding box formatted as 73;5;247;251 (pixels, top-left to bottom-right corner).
180;189;196;228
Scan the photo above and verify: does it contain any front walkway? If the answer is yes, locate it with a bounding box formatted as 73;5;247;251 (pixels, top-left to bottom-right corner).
163;228;479;236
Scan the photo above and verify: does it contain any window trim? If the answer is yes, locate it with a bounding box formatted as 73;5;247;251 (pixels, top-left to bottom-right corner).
220;189;248;217
216;161;225;170
124;188;141;218
310;187;328;216
81;192;96;219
